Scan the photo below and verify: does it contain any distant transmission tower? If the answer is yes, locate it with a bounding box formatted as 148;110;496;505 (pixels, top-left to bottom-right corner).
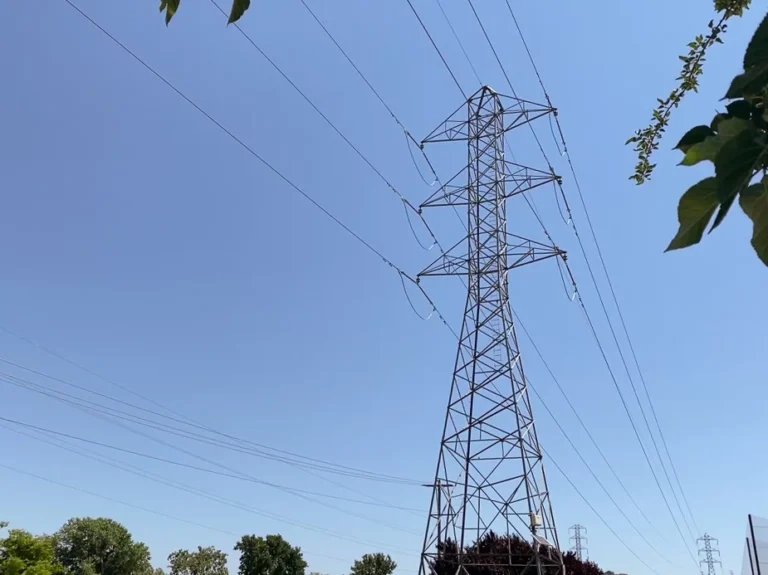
569;525;588;560
417;86;564;575
698;534;722;575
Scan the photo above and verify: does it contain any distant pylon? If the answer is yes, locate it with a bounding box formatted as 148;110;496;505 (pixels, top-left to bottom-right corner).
569;525;588;561
416;86;565;575
698;534;722;575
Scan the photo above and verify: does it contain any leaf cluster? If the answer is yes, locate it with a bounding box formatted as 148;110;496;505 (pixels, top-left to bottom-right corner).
159;0;250;26
667;11;768;264
627;0;752;184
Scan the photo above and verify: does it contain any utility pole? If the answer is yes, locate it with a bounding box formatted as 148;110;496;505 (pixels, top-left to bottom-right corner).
698;534;722;575
569;525;588;561
416;86;564;575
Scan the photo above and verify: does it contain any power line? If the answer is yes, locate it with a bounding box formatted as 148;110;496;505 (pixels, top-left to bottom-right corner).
0;430;408;559
1;375;424;512
403;0;466;98
526;375;677;568
60;0;408;280
541;445;664;575
207;0;446;253
295;0;442;188
0;357;421;485
511;310;674;547
460;1;698;563
0;414;419;536
503;0;700;540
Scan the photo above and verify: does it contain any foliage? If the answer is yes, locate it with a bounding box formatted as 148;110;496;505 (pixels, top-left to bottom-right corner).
627;0;752;184
53;518;152;575
168;547;228;575
234;535;306;575
664;12;768;264
349;554;397;575
0;527;64;575
430;532;602;575
159;0;250;26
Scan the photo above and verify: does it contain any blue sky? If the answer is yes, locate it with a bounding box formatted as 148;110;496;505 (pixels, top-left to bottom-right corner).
0;1;766;574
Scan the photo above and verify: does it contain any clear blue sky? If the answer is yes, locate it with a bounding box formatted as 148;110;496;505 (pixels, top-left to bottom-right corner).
0;1;765;574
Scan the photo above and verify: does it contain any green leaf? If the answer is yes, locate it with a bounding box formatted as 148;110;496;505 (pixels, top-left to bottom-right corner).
675;125;715;152
726;99;753;119
228;0;250;24
680;137;723;165
718;117;751;137
744;12;768;69
714;129;765;202
159;0;180;25
681;118;750;165
710;193;737;231
724;63;768;99
710;113;729;131
739;181;768;264
160;0;181;25
666;178;720;251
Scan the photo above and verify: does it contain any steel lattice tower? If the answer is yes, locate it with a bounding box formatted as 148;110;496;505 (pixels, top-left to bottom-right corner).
569;525;588;561
698;534;722;575
417;86;565;575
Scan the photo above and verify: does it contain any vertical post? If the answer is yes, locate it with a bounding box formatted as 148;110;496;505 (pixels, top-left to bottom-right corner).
750;515;762;575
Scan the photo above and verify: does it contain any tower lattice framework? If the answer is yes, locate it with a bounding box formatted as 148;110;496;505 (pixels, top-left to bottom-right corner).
698;534;722;575
417;86;565;575
569;525;588;561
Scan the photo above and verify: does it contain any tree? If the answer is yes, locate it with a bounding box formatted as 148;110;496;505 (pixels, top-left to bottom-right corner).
651;12;768;265
234;535;306;575
158;0;250;26
0;527;63;575
430;532;602;575
168;547;228;575
54;518;152;575
349;554;397;575
628;0;753;184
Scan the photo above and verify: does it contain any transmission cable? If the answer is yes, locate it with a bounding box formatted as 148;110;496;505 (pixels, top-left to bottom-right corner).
0;427;410;558
462;1;699;561
403;0;467;99
208;0;443;253
295;0;442;188
503;0;701;539
526;375;678;567
0;358;420;485
0;413;419;537
511;311;673;546
541;446;664;575
57;0;460;477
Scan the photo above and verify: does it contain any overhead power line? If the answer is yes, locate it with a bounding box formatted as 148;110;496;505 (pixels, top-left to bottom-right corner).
403;0;467;98
461;1;699;565
502;0;701;544
208;0;446;253
0;430;408;559
0;413;419;536
0;357;421;486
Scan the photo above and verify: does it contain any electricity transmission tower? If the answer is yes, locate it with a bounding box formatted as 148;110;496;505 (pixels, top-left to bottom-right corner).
569;525;588;560
698;534;722;575
417;86;564;575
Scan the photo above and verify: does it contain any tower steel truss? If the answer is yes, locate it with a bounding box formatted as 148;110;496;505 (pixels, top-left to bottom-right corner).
417;86;565;575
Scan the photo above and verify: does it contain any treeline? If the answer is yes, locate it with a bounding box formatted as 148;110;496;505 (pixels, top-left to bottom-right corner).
0;517;396;575
1;517;609;575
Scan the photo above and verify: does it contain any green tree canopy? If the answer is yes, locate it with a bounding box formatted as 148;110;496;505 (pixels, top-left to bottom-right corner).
168;547;228;575
53;518;151;575
234;535;306;575
0;527;63;575
349;554;397;575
